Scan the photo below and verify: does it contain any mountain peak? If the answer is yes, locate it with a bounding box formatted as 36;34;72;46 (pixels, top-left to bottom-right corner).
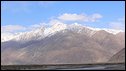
1;23;124;42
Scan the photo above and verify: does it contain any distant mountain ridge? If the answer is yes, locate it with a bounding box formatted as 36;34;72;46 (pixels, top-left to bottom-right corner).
1;23;124;42
1;23;125;65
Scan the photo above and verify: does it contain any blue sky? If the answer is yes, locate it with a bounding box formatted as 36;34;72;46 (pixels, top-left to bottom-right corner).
1;1;125;33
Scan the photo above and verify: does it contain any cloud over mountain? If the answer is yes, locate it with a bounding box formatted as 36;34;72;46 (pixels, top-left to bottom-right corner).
58;13;102;22
1;25;26;33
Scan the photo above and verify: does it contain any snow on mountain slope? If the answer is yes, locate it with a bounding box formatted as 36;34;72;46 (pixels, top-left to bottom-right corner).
101;29;124;35
1;33;15;42
44;22;67;36
12;27;45;43
1;23;124;42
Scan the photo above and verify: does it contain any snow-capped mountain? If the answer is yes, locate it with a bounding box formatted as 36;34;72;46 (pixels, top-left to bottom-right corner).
1;23;125;65
1;23;124;42
1;33;16;42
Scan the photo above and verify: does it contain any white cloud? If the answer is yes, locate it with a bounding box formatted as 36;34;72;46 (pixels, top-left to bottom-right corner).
109;22;124;30
1;25;26;33
58;13;102;22
109;17;125;31
58;13;86;21
49;19;64;26
30;24;41;28
28;23;48;31
89;13;103;22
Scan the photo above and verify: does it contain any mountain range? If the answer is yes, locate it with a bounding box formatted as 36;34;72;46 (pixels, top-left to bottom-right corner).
1;23;125;65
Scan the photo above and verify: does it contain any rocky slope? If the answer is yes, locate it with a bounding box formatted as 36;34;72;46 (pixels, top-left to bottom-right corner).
1;23;125;65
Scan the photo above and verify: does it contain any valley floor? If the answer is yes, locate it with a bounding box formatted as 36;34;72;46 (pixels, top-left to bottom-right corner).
1;63;125;70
